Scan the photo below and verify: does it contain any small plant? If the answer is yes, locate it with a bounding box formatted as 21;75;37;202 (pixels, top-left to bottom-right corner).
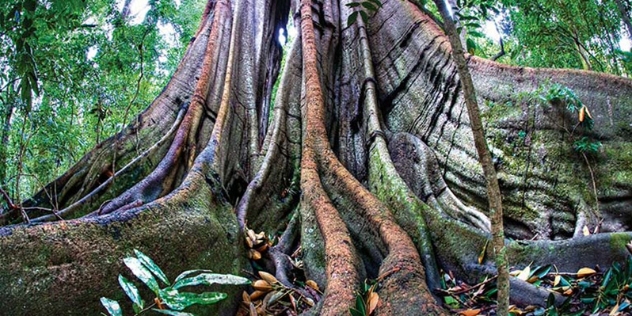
540;83;601;208
345;0;382;26
574;136;602;154
541;83;595;131
100;249;250;316
349;279;379;316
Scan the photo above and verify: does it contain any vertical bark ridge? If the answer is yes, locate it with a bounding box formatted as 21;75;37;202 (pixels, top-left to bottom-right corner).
236;37;303;231
299;1;361;313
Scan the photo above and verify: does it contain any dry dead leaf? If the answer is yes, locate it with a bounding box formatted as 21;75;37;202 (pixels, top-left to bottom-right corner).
582;225;590;236
258;271;278;284
585;106;592;119
577;267;596;278
579;106;586;122
610;302;620;316
626;241;632;255
247;229;257;242
508;305;525;315
248;249;262;260
517;265;531;281
248;302;257;316
250;290;267;301
253;280;273;292
306;280;319;292
304;297;314;307
367;291;379;315
242;291;251;304
478;240;488;264
553;275;561;287
459;308;481;316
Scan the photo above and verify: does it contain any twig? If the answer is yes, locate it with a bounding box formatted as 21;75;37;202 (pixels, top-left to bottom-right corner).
581;152;600;212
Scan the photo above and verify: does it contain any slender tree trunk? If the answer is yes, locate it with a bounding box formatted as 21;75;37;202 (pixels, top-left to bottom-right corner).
434;1;509;314
0;102;13;185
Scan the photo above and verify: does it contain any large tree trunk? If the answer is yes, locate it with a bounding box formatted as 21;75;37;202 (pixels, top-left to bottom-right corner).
1;0;631;315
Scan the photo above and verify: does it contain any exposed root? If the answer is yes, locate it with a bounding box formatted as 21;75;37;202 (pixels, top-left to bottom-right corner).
96;0;233;216
389;132;491;232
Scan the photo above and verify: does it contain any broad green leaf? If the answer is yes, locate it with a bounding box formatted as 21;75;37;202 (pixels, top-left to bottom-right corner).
172;273;250;290
100;297;123;316
151;309;195;316
360;2;377;12
532;264;552;279
174;269;214;283
354;293;366;315
347;11;358;26
159;288;227;310
134;249;170;285
118;275;144;313
350;308;365;316
346;2;361;7
546;293;556;307
367;0;382;8
444;295;459;308
124;256;160;294
359;10;368;23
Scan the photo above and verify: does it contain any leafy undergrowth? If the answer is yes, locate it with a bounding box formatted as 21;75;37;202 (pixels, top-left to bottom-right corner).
439;257;632;316
239;227;632;316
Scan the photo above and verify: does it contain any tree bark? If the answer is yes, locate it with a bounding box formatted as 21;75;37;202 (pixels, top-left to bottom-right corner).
1;0;632;315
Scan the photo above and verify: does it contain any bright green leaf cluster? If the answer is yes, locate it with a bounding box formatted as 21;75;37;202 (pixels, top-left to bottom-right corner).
100;249;250;316
345;0;382;26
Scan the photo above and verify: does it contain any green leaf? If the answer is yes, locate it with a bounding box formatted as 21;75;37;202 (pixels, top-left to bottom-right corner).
124;256;160;294
367;0;382;8
359;10;368;23
134;249;170;285
546;293;556;307
174;269;214;283
354;293;366;315
346;2;361;7
100;297;123;316
118;275;144;313
347;11;358;26
151;309;195;316
172;273;250;290
444;295;459;308
350;308;365;316
361;2;377;12
159;288;227;310
532;264;553;278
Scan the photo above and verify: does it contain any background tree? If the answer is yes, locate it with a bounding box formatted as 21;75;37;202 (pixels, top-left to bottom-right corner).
0;0;631;315
0;0;205;204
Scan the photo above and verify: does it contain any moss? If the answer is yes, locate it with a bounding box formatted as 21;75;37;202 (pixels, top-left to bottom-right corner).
0;178;246;316
299;205;327;287
609;233;632;252
367;141;490;284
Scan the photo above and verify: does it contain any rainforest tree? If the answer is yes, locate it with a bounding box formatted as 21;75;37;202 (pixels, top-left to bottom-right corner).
1;0;632;315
